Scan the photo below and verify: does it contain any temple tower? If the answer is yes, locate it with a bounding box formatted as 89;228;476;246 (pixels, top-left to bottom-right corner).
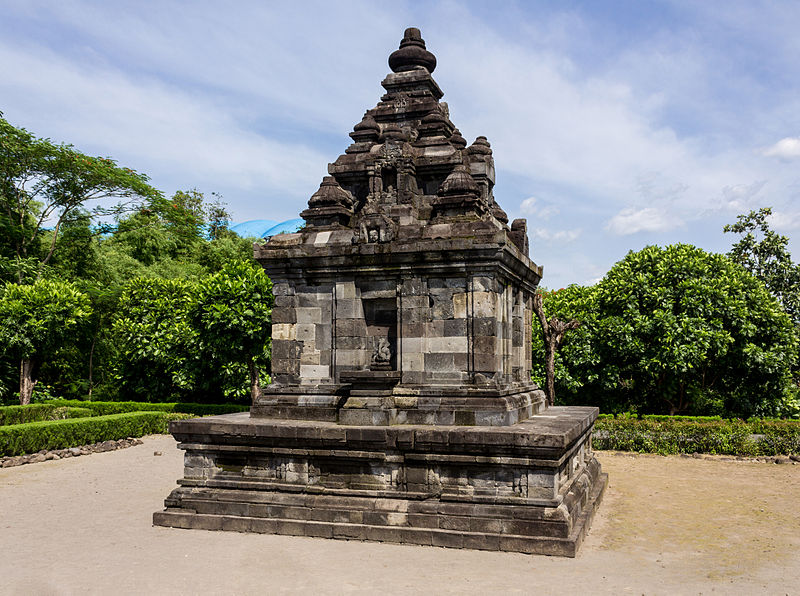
254;27;543;426
155;28;606;557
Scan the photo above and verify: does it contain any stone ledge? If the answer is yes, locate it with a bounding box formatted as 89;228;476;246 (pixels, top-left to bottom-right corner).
169;406;598;455
153;471;607;557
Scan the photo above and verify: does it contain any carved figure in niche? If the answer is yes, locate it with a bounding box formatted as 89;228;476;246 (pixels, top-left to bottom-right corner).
358;213;395;243
383;185;397;202
371;338;392;370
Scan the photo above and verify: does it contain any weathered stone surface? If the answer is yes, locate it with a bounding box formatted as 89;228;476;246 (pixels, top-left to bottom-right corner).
155;409;605;556
155;27;605;557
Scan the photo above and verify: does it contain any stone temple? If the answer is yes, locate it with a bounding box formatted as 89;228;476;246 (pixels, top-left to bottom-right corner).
154;28;606;557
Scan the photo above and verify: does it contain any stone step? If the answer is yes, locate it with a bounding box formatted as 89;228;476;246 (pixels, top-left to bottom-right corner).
180;496;571;538
153;510;582;557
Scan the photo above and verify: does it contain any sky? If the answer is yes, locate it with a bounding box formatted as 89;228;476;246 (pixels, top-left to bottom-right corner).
2;0;799;289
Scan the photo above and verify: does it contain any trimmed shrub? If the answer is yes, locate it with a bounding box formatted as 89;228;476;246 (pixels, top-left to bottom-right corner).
0;404;95;426
594;416;800;456
0;411;188;456
42;400;248;417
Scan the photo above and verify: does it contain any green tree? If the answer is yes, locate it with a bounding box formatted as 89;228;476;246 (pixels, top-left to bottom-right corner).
0;115;160;282
535;245;798;417
206;193;232;241
0;279;92;404
724;207;800;327
111;277;198;401
191;260;273;403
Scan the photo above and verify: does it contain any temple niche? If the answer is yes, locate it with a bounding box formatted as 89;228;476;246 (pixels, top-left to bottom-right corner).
155;28;606;557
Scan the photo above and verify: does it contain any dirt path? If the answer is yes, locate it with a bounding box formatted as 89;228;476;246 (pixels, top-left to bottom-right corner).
1;436;798;595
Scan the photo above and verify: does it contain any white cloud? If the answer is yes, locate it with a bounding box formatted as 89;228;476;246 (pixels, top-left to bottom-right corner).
769;209;800;231
0;39;331;219
718;180;768;212
519;197;559;220
763;137;800;160
520;197;538;214
532;228;582;243
605;207;677;235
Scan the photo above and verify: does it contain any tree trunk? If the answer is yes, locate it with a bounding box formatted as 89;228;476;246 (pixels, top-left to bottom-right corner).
87;331;97;399
248;359;261;405
543;338;557;408
532;294;580;407
19;358;36;405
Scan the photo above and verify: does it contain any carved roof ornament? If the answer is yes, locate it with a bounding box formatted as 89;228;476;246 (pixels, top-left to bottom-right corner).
418;110;452;138
308;176;354;209
300;176;354;227
432;164;486;218
468;136;492;155
450;128;467;149
438;164;479;197
380;122;406;142
388;27;437;73
350;114;380;142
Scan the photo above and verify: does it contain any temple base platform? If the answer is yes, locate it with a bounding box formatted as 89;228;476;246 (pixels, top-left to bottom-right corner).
153;407;606;557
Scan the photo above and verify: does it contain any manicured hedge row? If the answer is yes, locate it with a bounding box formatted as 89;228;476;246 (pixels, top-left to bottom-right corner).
0;404;95;426
0;412;189;456
593;416;800;456
42;400;249;417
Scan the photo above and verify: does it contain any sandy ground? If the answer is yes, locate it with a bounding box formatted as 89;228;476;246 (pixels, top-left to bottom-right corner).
1;436;799;596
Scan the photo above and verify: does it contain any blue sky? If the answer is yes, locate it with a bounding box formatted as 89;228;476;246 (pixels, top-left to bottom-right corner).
2;0;799;289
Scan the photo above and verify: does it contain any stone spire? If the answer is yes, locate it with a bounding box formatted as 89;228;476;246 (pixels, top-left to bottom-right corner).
299;28;516;252
388;27;437;73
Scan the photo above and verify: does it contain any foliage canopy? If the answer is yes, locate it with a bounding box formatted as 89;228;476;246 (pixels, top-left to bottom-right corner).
533;244;798;418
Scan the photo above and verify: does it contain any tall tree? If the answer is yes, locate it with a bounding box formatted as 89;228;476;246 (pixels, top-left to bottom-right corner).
0;115;160;282
0;279;92;404
724;207;800;327
191;260;273;403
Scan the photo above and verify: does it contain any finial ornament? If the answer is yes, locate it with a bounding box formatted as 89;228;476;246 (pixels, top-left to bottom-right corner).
388;27;437;73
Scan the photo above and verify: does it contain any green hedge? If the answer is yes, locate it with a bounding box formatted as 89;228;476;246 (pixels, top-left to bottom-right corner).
0;404;95;426
593;416;800;456
42;400;249;417
0;411;189;456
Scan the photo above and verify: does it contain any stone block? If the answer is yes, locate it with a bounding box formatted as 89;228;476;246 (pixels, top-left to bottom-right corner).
300;365;330;379
472;353;498;373
299;350;321;365
453;293;467;319
296;307;323;324
271;308;297;324
402;352;424;372
442;318;467;336
473;317;497;336
272;323;297;341
296;323;316;343
336;350;366;367
427;336;467;353
336;299;363;319
472;291;496;317
335;281;357;299
425;352;454;372
402;337;425;353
